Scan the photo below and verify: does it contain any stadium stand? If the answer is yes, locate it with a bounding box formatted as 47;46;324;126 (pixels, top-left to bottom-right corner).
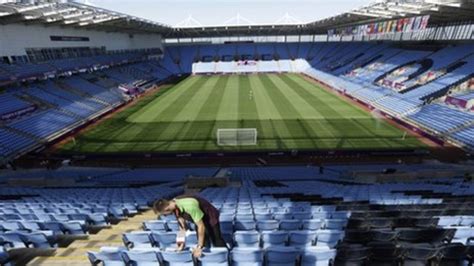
0;49;179;162
1;41;474;161
53;164;471;266
0;93;35;119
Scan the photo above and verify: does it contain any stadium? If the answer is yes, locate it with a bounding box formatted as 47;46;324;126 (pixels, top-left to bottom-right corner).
0;0;473;265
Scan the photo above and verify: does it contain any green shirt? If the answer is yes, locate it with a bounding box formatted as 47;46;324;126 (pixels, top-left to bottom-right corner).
175;198;204;223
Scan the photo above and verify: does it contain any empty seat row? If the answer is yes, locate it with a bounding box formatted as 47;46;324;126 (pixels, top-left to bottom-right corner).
0;213;110;227
335;243;474;266
218;211;350;221
0;231;56;250
341;228;472;246
90;243;474;266
149;219;347;233
124;229;344;250
0;221;87;236
88;246;337;266
123;231;197;250
233;230;344;249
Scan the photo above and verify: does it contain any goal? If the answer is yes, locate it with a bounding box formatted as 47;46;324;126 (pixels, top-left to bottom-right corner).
217;128;257;146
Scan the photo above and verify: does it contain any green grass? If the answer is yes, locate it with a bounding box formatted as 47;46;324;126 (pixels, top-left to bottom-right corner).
60;73;426;153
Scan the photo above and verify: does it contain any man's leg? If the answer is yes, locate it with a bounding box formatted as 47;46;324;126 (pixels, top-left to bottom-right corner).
208;223;227;248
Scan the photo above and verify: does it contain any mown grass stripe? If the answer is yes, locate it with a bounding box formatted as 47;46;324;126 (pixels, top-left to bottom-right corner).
128;76;201;122
258;74;315;149
287;74;422;148
175;75;230;151
136;76;210;123
172;75;221;121
280;74;389;148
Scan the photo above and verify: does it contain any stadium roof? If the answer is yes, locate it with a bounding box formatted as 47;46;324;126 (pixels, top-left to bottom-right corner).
0;0;170;34
0;0;473;37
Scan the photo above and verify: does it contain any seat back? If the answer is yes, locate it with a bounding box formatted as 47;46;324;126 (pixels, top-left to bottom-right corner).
161;250;194;266
289;231;316;248
279;220;302;231
315;230;343;248
235;220;256;231
256;220;279;231
231;247;264;264
265;246;299;266
143;221;167;231
302;220;323;230
261;231;288;248
122;250;160;266
301;248;336;266
150;232;177;250
198;249;229;265
234;231;260;248
87;250;125;266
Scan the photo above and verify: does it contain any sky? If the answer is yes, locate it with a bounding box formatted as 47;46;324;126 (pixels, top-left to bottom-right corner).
85;0;374;27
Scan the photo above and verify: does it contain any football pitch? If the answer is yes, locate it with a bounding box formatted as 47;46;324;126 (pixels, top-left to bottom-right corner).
60;73;426;153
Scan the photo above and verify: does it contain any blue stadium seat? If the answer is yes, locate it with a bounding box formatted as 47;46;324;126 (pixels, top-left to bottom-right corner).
122;232;152;249
256;220;279;231
451;228;474;245
160;249;194;266
324;219;346;230
302;220;323;231
235;220;256;231
265;246;299;266
273;213;293;220
279;220;302;231
0;232;27;249
460;216;474;227
261;231;288;248
23;232;56;249
236;214;255;221
292;212;312;220
289;231;317;249
230;248;264;266
437;216;461;228
143;221;167;231
150;232;177;250
255;213;273;220
0;222;24;232
167;221;180;231
234;231;260;248
87;250;126;266
315;230;344;248
198;248;229;266
300;248;337;266
220;214;235;221
122;249;160;266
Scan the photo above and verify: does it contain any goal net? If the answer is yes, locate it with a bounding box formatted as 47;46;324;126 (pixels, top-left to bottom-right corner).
217;128;257;146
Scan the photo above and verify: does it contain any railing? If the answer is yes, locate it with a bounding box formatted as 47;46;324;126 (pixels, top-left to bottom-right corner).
165;21;474;44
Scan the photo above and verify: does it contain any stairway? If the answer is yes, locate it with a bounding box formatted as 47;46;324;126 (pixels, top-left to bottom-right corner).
27;210;157;266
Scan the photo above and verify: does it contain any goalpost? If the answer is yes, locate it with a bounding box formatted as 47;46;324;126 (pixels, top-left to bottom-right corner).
217;128;257;146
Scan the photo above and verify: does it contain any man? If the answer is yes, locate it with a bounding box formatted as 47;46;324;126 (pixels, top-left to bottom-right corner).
153;195;226;257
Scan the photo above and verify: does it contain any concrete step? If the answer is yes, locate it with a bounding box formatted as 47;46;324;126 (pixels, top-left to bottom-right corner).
26;210;157;266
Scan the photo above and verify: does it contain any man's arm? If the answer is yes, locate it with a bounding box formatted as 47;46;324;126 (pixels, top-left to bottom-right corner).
193;219;206;257
175;215;187;251
177;216;187;231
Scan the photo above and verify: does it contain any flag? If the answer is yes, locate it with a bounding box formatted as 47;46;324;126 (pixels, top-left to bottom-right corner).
396;18;404;32
413;16;422;31
406;17;415;32
420;15;430;29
